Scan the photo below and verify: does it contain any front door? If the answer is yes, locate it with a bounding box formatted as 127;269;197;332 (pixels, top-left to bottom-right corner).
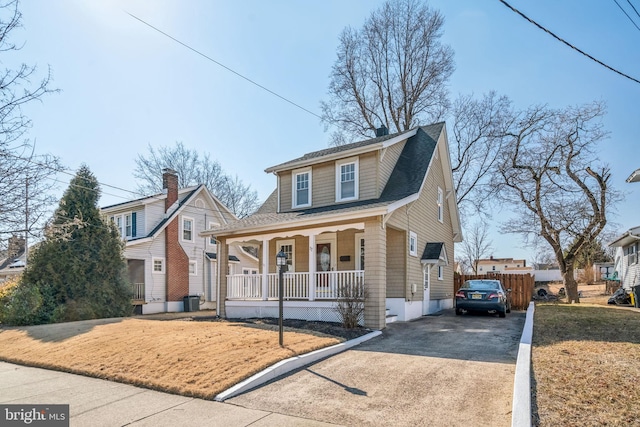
316;243;331;292
317;243;331;272
422;266;431;315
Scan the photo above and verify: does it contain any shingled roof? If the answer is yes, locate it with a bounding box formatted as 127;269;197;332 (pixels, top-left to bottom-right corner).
204;123;445;237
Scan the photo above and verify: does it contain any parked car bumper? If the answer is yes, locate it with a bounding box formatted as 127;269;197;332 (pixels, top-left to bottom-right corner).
455;299;507;313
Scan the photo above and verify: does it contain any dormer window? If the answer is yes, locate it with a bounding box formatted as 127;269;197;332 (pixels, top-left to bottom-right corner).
336;157;359;202
292;167;311;208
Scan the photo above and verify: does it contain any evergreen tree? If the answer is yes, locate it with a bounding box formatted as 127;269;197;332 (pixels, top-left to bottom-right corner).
17;166;132;323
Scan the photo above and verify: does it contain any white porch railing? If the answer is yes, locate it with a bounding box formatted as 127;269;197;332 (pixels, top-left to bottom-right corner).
226;270;364;300
133;282;144;300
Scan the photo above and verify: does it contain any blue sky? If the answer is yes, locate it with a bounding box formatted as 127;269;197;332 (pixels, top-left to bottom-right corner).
12;0;640;262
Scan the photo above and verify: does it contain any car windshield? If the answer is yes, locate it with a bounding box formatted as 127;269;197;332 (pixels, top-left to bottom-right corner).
464;280;500;290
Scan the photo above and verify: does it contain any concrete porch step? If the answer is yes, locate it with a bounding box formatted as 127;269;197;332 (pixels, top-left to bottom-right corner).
385;308;398;324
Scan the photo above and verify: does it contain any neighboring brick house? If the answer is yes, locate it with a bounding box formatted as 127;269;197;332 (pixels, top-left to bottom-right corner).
202;123;462;329
101;169;258;314
475;256;529;274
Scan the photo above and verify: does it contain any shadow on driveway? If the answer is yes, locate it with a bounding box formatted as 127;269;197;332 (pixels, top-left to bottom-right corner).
227;309;525;427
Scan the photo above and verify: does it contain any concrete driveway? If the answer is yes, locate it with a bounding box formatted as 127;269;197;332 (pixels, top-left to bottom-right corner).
228;309;526;427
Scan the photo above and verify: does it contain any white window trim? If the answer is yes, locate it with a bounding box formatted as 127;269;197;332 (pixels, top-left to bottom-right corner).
629;244;638;266
335;157;359;202
438;265;444;280
124;213;133;238
276;239;295;272
243;268;259;275
437;187;444;223
355;232;365;271
409;231;418;257
292;167;312;208
189;260;197;276
152;257;165;274
181;216;195;242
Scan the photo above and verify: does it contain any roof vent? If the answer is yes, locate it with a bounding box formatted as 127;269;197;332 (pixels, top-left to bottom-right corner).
375;125;389;137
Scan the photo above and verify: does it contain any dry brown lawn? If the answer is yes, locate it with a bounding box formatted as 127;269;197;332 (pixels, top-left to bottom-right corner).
532;284;640;426
0;316;341;399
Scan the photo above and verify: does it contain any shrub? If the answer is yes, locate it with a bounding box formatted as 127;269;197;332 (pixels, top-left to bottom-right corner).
0;280;44;326
334;282;366;329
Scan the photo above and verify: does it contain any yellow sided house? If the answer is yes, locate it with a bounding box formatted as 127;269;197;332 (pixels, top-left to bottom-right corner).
202;123;462;329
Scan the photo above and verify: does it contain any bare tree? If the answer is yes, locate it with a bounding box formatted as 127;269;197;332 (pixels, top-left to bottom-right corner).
458;221;493;274
451;92;514;217
321;0;454;145
217;175;260;220
0;0;61;248
133;142;260;218
496;101;619;303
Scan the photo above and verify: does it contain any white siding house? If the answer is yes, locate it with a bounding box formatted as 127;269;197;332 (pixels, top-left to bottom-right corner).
101;169;258;314
609;226;640;291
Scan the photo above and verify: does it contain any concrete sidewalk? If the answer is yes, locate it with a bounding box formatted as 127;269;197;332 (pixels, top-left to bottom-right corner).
0;362;339;427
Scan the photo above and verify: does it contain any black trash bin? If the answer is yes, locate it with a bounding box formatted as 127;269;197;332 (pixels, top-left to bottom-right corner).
183;295;200;312
633;285;640;308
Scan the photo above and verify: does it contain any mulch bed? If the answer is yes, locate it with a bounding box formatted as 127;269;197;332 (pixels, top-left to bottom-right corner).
193;316;372;341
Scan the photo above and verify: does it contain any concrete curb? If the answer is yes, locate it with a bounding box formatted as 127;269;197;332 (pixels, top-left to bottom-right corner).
214;330;382;401
512;302;535;427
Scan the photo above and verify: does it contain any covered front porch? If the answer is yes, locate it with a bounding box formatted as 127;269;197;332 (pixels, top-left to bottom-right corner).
227;270;364;300
213;218;392;329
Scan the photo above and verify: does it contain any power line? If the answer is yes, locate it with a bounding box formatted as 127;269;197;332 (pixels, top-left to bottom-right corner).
612;0;640;32
626;0;640;20
5;149;242;224
124;11;325;122
498;0;640;85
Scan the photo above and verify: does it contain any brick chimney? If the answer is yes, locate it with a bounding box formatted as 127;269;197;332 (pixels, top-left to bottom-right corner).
163;168;178;213
162;168;189;305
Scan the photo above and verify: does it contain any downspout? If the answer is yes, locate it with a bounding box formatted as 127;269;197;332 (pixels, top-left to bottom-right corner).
203;214;207;300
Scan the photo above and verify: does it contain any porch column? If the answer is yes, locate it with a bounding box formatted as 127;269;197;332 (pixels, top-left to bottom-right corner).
364;217;386;329
261;239;269;300
308;233;316;301
218;237;229;318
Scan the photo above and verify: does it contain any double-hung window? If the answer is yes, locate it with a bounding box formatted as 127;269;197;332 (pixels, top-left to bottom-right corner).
629;244;638;266
182;216;194;242
409;231;418;257
292;168;311;208
336;157;359;202
110;212;136;239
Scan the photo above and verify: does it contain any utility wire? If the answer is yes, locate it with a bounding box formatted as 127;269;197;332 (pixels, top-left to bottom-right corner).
626;0;640;20
5;149;242;223
498;0;640;85
124;11;325;122
612;0;640;32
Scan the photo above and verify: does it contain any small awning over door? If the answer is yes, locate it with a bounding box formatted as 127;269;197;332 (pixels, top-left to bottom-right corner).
421;242;448;265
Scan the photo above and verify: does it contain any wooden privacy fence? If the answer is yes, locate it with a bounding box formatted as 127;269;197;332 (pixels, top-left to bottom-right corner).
454;273;534;311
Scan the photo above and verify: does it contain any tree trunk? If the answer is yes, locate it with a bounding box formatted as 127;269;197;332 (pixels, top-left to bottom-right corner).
563;268;580;303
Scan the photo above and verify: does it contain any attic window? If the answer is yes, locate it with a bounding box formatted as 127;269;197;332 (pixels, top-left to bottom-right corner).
336;157;359;202
292;167;311;208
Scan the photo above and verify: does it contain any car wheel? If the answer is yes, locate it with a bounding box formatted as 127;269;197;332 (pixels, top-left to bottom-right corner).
455;307;462;315
499;310;506;318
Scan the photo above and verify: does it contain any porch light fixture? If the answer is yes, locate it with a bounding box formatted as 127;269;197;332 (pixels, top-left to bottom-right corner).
276;249;288;347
